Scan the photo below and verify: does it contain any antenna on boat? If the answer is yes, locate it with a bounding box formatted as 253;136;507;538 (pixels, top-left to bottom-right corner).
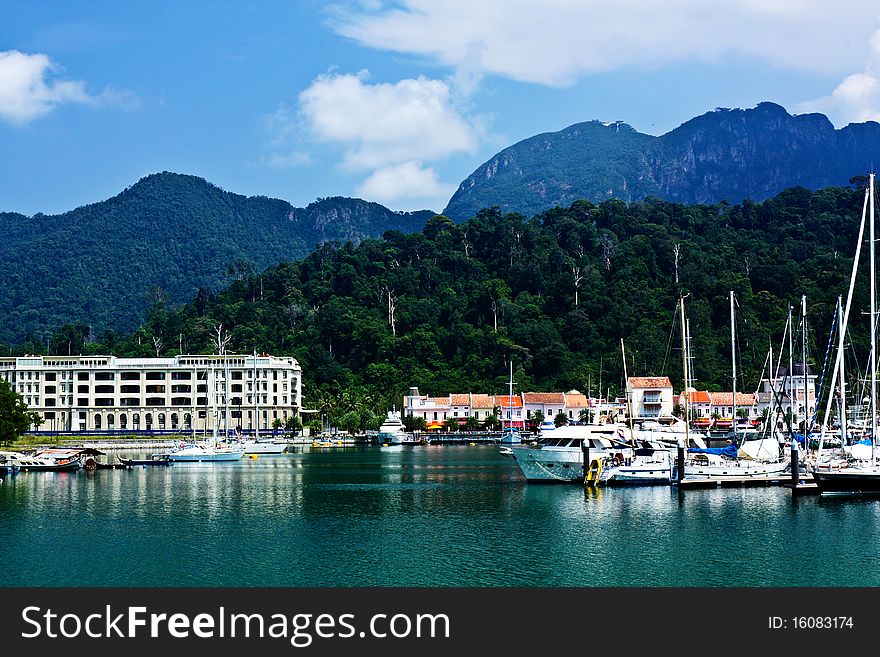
620;339;635;446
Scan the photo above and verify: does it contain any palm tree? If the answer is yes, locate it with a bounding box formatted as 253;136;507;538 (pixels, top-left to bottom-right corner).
578;408;593;425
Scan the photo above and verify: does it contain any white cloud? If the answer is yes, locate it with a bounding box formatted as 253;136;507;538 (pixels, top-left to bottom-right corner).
797;24;880;125
287;69;480;207
355;160;455;208
331;1;880;85
0;50;126;125
298;70;478;169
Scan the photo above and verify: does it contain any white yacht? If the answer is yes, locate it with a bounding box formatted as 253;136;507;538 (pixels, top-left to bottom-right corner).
599;445;675;486
378;410;408;444
509;424;630;482
240;438;288;454
156;441;245;462
679;441;788;480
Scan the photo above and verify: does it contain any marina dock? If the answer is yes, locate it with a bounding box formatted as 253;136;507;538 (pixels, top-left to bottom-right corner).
675;474;815;489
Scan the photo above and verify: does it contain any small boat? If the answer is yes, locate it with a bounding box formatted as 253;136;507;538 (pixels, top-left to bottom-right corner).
156;441;245;462
599;446;675;486
240;439;288;455
0;450;81;472
118;456;172;467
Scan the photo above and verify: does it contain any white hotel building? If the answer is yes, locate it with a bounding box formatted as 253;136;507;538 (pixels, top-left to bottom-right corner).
0;353;302;434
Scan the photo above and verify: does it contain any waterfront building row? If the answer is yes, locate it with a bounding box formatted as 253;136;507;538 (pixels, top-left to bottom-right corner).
403;387;620;428
403;363;819;431
0;354;302;433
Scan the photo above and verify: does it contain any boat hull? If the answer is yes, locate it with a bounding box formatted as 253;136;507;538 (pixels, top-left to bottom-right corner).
509;447;589;482
813;469;880;494
119;457;171;467
679;459;789;480
602;465;672;486
242;441;288;454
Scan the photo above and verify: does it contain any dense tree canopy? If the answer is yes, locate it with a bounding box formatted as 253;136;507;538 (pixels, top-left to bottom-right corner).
4;184;872;428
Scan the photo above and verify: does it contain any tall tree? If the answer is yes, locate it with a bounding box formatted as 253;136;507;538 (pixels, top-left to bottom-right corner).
0;381;42;446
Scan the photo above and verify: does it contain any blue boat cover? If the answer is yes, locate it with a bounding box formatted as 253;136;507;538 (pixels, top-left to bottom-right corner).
792;433;815;446
688;443;739;459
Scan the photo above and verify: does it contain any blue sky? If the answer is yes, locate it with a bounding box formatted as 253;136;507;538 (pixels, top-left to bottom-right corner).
2;1;879;216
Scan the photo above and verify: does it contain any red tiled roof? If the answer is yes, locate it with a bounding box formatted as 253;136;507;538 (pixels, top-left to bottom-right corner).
469;394;495;409
628;377;672;389
522;392;565;405
450;393;471;406
680;389;711;404
708;392;756;407
429;396;450;406
494;395;522;408
564;393;589;407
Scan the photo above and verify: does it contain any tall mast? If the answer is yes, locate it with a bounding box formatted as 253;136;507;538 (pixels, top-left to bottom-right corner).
788;305;794;432
731;291;736;434
621;338;635;444
508;359;514;430
838;297;847;445
871;172;877;465
686;317;693;420
680;296;691;448
801;295;809;437
818;188;868;455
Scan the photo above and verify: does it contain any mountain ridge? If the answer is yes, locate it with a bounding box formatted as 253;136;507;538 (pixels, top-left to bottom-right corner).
443;102;880;221
0;171;433;343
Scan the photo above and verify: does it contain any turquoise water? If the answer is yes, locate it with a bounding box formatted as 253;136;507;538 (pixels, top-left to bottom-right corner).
1;445;878;587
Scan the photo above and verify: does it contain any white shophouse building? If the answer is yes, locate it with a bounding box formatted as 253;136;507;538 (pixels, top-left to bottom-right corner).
0;353;302;434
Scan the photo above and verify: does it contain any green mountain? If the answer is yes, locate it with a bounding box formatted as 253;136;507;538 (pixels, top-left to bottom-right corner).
0;172;432;344
38;184;868;419
443;102;880;222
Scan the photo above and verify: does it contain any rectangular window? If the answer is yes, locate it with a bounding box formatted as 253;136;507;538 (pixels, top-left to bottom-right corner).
120;372;140;380
44;373;57;381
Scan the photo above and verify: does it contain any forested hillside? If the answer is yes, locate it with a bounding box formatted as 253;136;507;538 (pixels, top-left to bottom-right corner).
0;172;431;343
9;184;870;423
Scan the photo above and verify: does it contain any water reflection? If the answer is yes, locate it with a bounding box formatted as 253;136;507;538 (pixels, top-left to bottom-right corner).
2;446;880;586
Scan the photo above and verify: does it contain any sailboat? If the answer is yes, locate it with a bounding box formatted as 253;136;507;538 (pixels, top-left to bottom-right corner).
500;361;521;444
679;291;788;481
814;173;880;493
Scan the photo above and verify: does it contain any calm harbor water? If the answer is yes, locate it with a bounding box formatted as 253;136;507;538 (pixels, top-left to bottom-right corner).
1;445;878;587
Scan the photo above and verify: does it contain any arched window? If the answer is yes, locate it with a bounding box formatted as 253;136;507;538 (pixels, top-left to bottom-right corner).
158;413;166;429
171;413;179;429
184;413;192;430
133;413;140;428
107;414;115;429
120;414;128;430
145;413;153;429
94;415;102;430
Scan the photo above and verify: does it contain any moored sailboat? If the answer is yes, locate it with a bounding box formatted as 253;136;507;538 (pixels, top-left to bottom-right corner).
814;173;880;493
